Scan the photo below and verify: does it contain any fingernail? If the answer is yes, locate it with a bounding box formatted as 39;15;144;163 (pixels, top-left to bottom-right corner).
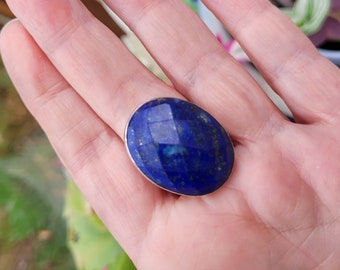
1;18;20;35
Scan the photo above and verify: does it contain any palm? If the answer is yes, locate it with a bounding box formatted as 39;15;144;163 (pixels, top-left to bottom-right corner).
1;0;340;269
139;122;340;269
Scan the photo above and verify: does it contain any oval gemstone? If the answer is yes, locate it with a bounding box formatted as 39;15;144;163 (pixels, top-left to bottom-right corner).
125;98;234;196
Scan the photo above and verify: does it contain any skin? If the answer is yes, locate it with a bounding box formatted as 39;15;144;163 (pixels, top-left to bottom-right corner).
1;0;340;269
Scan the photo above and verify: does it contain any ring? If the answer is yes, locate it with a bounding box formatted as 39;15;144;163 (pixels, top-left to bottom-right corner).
125;98;234;196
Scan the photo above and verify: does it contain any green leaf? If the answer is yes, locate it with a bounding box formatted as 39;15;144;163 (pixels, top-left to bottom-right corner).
282;0;331;35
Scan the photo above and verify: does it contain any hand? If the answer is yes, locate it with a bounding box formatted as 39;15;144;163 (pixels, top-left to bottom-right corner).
1;0;340;269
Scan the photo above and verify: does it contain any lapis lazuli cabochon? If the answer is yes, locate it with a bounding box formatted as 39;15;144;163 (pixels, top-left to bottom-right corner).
125;98;234;196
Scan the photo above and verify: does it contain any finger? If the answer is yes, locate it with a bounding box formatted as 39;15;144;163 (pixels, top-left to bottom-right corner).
203;0;340;123
7;0;283;143
104;0;284;140
6;0;182;140
0;20;163;259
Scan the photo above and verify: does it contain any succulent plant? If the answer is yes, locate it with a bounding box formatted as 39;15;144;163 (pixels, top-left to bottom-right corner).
275;0;340;46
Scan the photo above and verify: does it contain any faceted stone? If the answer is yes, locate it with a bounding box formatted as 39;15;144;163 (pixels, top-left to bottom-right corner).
125;98;234;196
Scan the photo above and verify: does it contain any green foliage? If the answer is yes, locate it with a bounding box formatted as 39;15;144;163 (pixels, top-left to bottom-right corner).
0;171;48;242
64;180;137;270
282;0;331;35
0;137;74;270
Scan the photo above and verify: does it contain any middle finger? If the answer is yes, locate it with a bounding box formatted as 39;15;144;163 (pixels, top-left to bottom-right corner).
104;0;285;140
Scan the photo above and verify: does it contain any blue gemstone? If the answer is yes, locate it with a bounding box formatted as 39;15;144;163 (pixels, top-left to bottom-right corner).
125;98;234;196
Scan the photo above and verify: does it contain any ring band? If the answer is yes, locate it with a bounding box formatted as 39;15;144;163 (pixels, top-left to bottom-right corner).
125;98;234;196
